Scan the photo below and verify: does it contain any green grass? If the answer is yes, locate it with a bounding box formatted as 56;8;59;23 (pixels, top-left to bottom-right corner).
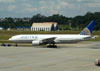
0;30;99;43
0;30;80;35
0;30;100;35
0;40;12;43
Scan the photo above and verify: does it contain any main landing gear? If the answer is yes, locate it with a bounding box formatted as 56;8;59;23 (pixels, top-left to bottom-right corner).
15;43;18;47
47;42;57;48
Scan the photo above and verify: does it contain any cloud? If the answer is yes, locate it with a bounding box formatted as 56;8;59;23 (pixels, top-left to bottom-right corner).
77;0;84;2
24;7;37;13
0;0;100;18
86;3;100;7
8;5;16;11
77;0;92;3
38;0;76;16
19;3;38;13
40;6;48;9
60;1;74;8
77;0;100;7
40;1;46;4
46;0;75;15
0;0;16;3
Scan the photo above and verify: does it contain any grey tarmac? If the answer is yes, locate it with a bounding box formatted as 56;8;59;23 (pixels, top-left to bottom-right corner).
0;41;100;71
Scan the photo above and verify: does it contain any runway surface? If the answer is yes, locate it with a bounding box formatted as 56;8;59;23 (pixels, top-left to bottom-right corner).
0;41;100;71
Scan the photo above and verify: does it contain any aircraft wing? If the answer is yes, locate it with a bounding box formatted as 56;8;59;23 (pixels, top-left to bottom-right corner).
42;37;56;42
37;37;56;45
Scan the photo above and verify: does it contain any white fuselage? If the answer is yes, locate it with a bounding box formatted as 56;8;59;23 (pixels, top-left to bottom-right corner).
9;34;91;44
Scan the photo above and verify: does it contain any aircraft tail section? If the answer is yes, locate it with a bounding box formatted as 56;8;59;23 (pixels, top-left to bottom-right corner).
80;20;96;35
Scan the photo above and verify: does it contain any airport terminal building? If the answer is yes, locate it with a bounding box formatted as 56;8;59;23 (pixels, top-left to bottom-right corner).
31;22;58;31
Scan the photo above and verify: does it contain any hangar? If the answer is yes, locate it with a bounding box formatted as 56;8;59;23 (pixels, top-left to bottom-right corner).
31;22;58;31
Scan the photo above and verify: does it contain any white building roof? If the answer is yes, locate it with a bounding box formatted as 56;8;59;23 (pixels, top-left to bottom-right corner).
32;22;57;28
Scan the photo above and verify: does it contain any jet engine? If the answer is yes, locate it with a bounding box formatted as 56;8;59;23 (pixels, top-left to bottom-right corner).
32;41;42;46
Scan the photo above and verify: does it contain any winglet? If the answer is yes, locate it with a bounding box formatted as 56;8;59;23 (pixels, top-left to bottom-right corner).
80;20;96;35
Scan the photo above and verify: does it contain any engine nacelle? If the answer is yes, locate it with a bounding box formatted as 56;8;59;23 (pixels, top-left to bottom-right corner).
32;41;42;46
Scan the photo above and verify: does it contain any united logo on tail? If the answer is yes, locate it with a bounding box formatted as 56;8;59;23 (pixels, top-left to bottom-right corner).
80;20;96;35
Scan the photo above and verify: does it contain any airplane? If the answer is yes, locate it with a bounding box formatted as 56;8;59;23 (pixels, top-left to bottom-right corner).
9;20;97;47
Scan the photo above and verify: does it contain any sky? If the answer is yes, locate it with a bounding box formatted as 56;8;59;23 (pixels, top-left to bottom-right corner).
0;0;100;18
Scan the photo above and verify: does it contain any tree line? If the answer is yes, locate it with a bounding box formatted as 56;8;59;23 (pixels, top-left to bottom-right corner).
0;12;100;31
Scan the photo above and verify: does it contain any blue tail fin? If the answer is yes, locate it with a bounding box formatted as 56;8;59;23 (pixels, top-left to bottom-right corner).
80;20;96;35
